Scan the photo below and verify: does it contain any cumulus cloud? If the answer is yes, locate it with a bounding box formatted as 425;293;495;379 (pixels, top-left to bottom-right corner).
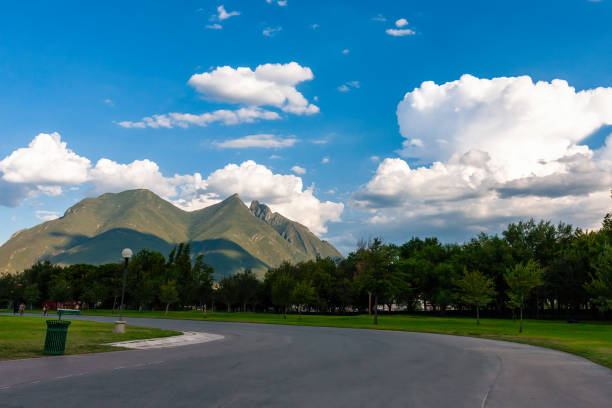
395;18;409;27
0;133;90;185
354;75;612;240
206;23;222;30
35;210;60;222
291;165;306;175
322;156;330;164
188;62;319;115
118;107;280;129
214;134;298;149
342;49;350;55
0;133;342;235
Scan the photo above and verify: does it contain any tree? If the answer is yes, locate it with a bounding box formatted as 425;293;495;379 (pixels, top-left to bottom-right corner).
585;245;612;313
235;270;259;312
455;269;496;325
23;284;40;310
292;280;316;319
49;279;72;304
271;272;295;319
356;238;396;324
159;280;179;316
82;283;106;310
193;254;214;311
505;260;543;333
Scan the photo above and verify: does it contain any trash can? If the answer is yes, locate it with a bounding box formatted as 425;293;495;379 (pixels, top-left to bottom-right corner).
44;320;71;355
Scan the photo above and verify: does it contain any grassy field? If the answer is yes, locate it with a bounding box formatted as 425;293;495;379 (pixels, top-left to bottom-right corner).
0;315;180;360
74;309;612;369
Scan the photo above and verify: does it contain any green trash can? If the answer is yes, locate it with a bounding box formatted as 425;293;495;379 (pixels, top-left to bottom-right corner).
44;320;71;355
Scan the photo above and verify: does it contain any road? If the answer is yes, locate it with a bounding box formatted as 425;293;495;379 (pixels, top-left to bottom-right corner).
1;315;611;407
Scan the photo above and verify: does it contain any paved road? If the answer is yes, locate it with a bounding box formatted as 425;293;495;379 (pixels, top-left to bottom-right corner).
1;315;611;407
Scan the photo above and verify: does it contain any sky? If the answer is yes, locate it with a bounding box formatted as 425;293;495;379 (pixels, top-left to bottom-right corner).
1;0;612;254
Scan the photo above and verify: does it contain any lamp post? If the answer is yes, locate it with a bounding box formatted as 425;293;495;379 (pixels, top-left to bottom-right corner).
113;248;132;333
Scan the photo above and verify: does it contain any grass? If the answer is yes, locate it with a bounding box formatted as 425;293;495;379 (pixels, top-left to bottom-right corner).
0;315;180;360
78;309;612;369
5;308;612;369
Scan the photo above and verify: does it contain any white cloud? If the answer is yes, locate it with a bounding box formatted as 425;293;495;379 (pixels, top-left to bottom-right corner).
266;0;287;5
371;14;386;22
0;134;342;235
35;210;59;222
269;155;282;159
322;156;330;164
386;28;415;37
216;5;240;21
214;134;298;149
395;18;409;27
263;26;282;37
353;75;612;240
311;23;319;29
338;81;360;92
342;49;350;54
0;133;90;185
104;99;114;107
206;23;222;29
370;155;380;162
291;165;307;175
118;107;281;129
188;62;319;115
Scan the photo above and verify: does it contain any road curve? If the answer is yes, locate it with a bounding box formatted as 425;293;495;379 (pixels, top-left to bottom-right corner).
1;315;611;408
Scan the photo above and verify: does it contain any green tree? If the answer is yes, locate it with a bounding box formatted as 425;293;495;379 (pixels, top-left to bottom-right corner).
454;269;496;325
23;284;40;310
159;280;179;315
505;260;543;333
292;280;316;319
81;283;106;310
356;238;396;324
49;279;72;303
235;270;259;312
271;272;295;319
585;245;612;312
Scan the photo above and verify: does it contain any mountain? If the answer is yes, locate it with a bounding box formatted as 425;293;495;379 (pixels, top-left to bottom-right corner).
0;189;343;278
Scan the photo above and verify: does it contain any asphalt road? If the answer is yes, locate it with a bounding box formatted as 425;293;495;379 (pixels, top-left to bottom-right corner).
1;315;611;408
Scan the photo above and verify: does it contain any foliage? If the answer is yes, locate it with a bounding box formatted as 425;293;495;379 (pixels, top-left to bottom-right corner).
585;245;612;312
454;269;496;324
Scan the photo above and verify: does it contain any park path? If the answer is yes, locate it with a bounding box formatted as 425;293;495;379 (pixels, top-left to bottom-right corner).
1;315;611;407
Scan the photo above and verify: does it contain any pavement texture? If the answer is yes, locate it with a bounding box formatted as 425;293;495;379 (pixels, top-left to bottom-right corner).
1;315;611;408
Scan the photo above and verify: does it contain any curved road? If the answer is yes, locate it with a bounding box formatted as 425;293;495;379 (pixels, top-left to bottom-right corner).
1;315;611;407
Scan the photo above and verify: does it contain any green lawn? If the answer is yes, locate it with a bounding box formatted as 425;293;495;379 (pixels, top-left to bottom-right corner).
0;315;180;360
78;309;612;369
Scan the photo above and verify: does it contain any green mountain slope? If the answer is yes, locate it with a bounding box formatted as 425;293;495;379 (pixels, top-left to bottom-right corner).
0;189;342;278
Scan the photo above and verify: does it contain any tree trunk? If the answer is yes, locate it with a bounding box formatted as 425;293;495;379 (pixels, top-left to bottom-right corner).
112;296;117;315
243;302;246;312
368;291;372;316
227;303;230;313
373;295;378;325
476;304;480;325
298;305;302;320
165;303;170;316
519;306;523;333
283;306;287;319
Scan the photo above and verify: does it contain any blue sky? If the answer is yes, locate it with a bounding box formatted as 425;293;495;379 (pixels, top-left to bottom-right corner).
1;0;612;253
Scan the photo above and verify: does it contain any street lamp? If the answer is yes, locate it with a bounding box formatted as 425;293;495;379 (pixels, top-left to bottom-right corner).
114;248;133;333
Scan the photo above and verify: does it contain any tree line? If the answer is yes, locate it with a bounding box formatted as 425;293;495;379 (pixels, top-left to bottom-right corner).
2;218;612;323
